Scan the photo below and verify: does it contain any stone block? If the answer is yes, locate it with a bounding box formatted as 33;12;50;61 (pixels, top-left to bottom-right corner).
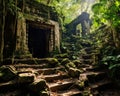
18;73;35;83
0;66;17;82
29;79;48;93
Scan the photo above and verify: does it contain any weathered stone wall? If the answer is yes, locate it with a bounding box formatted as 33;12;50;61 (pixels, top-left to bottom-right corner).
66;12;91;36
14;1;60;58
2;0;60;59
24;14;60;53
22;0;59;21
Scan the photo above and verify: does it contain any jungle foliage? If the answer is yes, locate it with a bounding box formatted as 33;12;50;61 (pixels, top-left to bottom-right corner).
91;0;120;81
0;0;120;81
36;0;96;25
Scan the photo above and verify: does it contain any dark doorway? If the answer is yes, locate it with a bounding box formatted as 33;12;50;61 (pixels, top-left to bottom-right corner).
28;25;50;58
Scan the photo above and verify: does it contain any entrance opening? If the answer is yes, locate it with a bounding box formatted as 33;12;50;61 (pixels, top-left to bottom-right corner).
28;24;50;58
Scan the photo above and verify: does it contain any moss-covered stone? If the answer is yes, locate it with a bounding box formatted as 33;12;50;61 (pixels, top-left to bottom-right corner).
77;81;85;90
68;67;80;77
0;66;17;82
18;73;35;83
29;79;48;93
82;90;91;96
66;62;76;68
61;58;70;65
72;60;82;67
46;58;59;67
57;53;69;58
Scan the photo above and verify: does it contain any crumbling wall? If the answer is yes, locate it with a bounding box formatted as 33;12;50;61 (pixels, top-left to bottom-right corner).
3;0;60;60
66;12;92;36
15;0;60;58
23;0;59;21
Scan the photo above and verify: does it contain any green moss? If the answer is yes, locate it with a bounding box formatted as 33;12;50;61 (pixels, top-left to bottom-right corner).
68;67;80;77
77;81;85;90
61;58;70;65
66;62;76;68
45;58;59;67
72;60;82;67
54;53;68;58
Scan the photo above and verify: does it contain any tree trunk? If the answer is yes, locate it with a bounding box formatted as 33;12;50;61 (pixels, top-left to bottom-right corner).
0;0;5;64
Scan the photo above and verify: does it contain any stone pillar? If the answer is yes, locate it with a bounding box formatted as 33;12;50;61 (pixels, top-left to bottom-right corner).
54;22;60;52
15;12;31;58
49;28;54;52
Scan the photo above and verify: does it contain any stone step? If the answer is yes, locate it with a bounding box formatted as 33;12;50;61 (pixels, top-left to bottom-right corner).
81;65;105;72
81;54;93;59
99;88;120;96
0;89;29;96
78;64;91;68
0;80;29;93
0;80;17;92
6;58;59;66
49;79;78;92
81;65;94;72
16;66;64;75
79;59;93;64
13;63;47;69
51;88;82;96
37;73;69;82
79;71;107;83
87;72;107;83
5;58;48;64
89;79;112;92
36;67;64;75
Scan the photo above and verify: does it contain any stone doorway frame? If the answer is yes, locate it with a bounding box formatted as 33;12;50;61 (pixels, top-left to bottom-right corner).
15;12;60;58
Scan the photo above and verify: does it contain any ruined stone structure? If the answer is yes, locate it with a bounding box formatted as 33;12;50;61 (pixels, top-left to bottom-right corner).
3;0;60;59
66;12;92;36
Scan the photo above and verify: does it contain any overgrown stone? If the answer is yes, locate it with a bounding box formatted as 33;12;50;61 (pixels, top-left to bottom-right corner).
29;79;49;93
46;58;59;67
68;67;81;77
72;60;82;67
77;81;85;90
54;53;69;58
0;66;17;82
66;62;76;69
61;58;70;65
18;73;35;83
82;90;91;96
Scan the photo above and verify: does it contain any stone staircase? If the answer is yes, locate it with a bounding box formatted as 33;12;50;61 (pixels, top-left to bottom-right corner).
0;52;113;96
15;63;82;96
0;40;118;96
78;43;111;95
0;59;82;96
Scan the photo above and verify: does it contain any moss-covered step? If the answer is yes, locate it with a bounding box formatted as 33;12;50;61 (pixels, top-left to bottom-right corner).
12;63;48;69
79;59;94;64
36;66;64;75
48;79;78;92
37;73;69;82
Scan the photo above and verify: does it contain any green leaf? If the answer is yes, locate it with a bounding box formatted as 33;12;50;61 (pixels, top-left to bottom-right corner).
115;1;120;7
109;64;120;70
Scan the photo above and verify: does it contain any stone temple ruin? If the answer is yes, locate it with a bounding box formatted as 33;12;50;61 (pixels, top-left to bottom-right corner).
3;0;60;60
66;12;92;37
